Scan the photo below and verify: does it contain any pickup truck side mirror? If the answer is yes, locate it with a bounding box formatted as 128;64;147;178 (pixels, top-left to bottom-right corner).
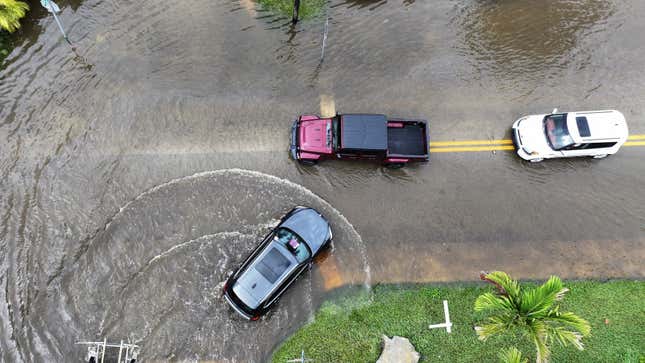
552;108;558;114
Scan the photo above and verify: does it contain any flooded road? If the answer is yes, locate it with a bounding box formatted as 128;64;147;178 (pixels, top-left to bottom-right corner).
1;0;644;361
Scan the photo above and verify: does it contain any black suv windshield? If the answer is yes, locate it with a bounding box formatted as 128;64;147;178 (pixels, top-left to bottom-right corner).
544;114;574;150
274;228;311;263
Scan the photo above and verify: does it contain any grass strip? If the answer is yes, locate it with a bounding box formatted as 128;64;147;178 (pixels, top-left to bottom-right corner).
272;280;644;362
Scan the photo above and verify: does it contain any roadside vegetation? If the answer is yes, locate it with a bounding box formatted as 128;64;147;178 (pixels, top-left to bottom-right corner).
271;279;644;362
256;0;326;20
0;29;12;62
0;0;29;63
475;272;590;363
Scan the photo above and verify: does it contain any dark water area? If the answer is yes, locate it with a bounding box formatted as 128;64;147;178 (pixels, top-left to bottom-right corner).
1;0;644;361
0;0;82;65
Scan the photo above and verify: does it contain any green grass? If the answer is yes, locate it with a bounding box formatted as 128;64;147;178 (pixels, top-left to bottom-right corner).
272;281;645;362
256;0;326;20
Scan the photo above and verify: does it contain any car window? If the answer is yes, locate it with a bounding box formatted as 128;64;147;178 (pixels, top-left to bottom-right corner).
275;228;311;263
562;142;617;151
545;114;574;150
583;142;617;149
255;247;291;283
575;116;591;137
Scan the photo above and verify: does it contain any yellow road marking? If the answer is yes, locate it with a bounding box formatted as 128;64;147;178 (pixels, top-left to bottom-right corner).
319;94;336;118
430;145;515;153
624;141;645;146
428;134;645;152
431;139;513;146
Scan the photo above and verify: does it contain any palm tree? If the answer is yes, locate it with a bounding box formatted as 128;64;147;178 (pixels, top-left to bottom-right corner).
0;0;29;33
474;271;591;363
499;347;528;363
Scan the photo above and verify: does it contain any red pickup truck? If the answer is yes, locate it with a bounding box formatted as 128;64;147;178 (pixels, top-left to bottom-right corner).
290;113;429;168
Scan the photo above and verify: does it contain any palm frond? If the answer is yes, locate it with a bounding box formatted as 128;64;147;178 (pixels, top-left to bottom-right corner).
482;271;521;301
547;326;585;350
475;272;591;362
528;320;550;363
498;347;528;363
544;311;591;337
475;315;515;341
475;323;507;341
520;276;565;317
0;0;30;33
475;292;514;313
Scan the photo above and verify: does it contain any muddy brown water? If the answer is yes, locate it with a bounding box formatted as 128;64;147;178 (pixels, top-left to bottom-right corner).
1;0;644;361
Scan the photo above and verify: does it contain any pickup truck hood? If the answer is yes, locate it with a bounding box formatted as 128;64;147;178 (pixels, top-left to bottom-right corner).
299;119;332;154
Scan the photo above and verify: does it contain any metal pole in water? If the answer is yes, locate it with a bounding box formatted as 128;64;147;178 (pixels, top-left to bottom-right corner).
320;16;329;61
292;0;301;24
52;11;71;45
41;0;77;51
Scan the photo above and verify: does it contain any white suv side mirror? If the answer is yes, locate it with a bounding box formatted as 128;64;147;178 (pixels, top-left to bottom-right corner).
552;108;558;114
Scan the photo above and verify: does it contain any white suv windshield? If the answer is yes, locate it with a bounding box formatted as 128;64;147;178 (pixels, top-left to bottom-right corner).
545;114;574;150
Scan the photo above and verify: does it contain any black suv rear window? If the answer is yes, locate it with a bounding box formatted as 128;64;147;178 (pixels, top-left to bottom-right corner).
576;116;591;137
256;248;291;283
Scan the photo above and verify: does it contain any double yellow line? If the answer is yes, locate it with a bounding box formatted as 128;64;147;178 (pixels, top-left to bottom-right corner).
625;134;645;146
430;134;645;153
430;139;514;153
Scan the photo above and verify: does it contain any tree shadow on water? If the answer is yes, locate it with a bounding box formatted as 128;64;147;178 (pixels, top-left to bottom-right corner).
454;0;614;80
2;0;85;68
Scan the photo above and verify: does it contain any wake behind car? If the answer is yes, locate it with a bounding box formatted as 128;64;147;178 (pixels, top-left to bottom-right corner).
290;113;429;168
511;109;628;162
223;207;332;320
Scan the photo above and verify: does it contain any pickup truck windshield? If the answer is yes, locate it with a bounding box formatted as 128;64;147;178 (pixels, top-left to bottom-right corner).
332;118;339;151
545;114;574;150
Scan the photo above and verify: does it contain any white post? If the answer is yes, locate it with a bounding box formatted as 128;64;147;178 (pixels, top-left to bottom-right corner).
117;340;123;363
101;338;106;363
428;300;452;333
443;300;452;333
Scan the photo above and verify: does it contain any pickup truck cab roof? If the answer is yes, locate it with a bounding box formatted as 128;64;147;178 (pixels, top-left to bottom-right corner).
340;114;388;152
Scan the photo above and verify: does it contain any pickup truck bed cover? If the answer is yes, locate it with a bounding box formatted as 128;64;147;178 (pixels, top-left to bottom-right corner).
388;124;426;156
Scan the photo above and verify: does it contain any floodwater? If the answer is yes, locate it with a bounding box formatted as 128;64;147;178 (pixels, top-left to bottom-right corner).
1;0;644;361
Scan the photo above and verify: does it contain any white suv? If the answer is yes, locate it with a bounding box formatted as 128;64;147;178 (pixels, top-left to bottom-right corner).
511;109;628;162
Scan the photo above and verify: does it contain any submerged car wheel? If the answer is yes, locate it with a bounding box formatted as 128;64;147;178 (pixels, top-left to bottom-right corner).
299;159;317;166
385;163;405;169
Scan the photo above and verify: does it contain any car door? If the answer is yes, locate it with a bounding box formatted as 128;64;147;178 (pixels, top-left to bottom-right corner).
560;144;591;158
561;142;616;158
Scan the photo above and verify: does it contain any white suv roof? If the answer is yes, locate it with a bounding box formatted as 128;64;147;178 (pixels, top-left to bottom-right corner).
568;110;627;143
